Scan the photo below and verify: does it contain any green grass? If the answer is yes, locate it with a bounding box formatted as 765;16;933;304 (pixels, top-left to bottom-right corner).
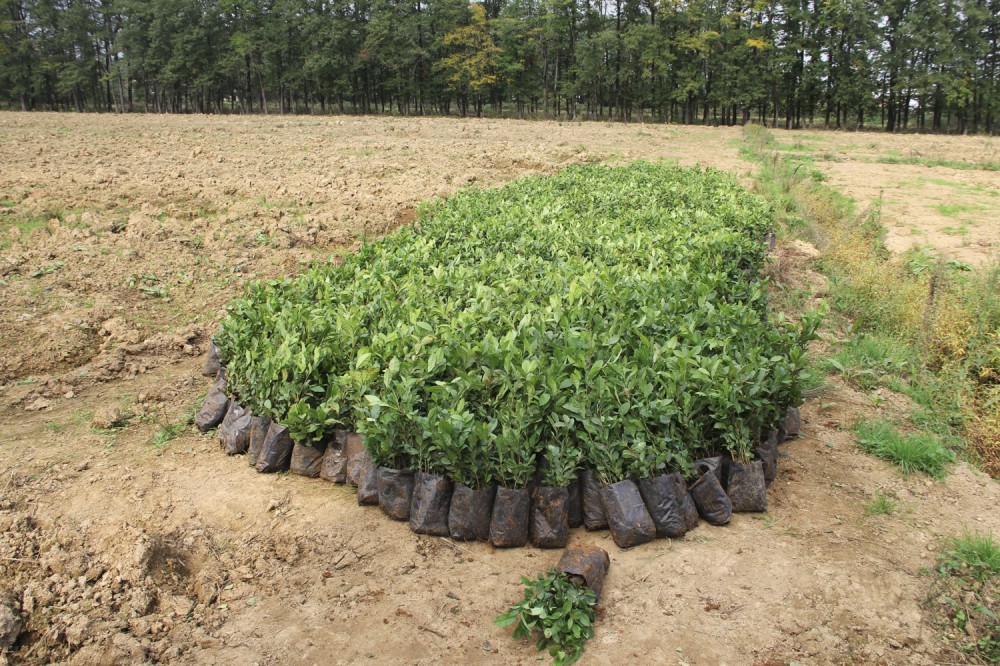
934;203;988;218
932;531;1000;662
773;141;817;153
940;532;1000;583
822;334;917;391
863;490;897;516
0;212;51;250
30;261;65;278
940;225;971;236
910;178;1000;198
876;155;1000;171
148;421;189;448
147;406;198;449
852;419;955;479
742;125;1000;479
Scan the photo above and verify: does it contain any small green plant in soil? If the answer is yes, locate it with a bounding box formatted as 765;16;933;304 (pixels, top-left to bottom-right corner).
495;568;598;666
853;419;955;479
863;490;897;516
929;532;1000;662
30;261;64;278
127;273;169;298
148;409;196;448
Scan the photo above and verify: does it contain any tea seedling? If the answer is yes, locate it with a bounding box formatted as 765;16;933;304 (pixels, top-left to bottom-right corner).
495;569;598;666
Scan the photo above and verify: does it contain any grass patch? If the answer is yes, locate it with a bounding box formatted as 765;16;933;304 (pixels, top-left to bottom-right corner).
147;406;198;449
899;177;1000;198
822;334;917;391
940;225;971;236
853;419;955;479
940;532;1000;582
148;420;189;448
773;140;817;153
876;155;1000;171
43;421;67;434
929;531;1000;662
0;211;52;250
934;203;988;218
863;490;897;516
30;261;65;278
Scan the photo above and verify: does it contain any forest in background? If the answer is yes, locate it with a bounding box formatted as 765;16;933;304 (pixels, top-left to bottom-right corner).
1;0;998;132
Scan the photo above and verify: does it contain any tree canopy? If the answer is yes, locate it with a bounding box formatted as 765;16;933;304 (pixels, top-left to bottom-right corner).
1;0;998;132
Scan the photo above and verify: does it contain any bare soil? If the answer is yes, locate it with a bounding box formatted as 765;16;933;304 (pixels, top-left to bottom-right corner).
780;130;1000;266
1;113;998;665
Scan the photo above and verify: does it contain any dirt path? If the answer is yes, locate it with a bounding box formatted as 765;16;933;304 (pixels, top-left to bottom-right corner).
2;113;998;665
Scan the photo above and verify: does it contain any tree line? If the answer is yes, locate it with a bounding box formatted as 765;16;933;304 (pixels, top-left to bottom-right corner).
1;0;998;132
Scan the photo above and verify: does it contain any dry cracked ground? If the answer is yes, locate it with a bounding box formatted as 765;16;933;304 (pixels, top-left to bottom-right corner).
1;112;999;665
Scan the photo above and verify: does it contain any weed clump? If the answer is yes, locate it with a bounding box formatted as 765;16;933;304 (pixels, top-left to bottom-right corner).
863;490;897;516
929;531;1000;662
853;419;955;479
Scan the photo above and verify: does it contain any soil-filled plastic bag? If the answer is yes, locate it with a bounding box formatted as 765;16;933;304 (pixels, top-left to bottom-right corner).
290;440;327;477
580;470;608;531
448;484;496;541
377;467;414;521
255;421;294;473
343;433;366;487
195;386;230;432
680;485;700;531
216;400;238;446
409;472;453;536
599;480;656;548
219;402;252;455
557;544;611;600
689;465;732;526
638;473;688;539
357;455;379;505
203;340;222;377
727;460;768;512
694;456;724;486
567;480;583;529
319;436;347;483
784;406;801;440
530;486;570;549
247;415;271;467
756;429;780;486
489;487;530;548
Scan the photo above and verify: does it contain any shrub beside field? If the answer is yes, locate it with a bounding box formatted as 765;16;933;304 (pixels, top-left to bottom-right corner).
215;162;817;490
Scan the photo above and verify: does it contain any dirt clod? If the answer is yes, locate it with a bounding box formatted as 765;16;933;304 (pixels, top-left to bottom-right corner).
91;407;126;430
0;605;21;650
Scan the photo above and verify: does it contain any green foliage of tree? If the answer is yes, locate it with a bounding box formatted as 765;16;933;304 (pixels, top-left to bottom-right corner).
0;0;997;131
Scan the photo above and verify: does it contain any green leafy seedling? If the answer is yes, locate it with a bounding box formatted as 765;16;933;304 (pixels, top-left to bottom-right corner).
495;568;598;666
